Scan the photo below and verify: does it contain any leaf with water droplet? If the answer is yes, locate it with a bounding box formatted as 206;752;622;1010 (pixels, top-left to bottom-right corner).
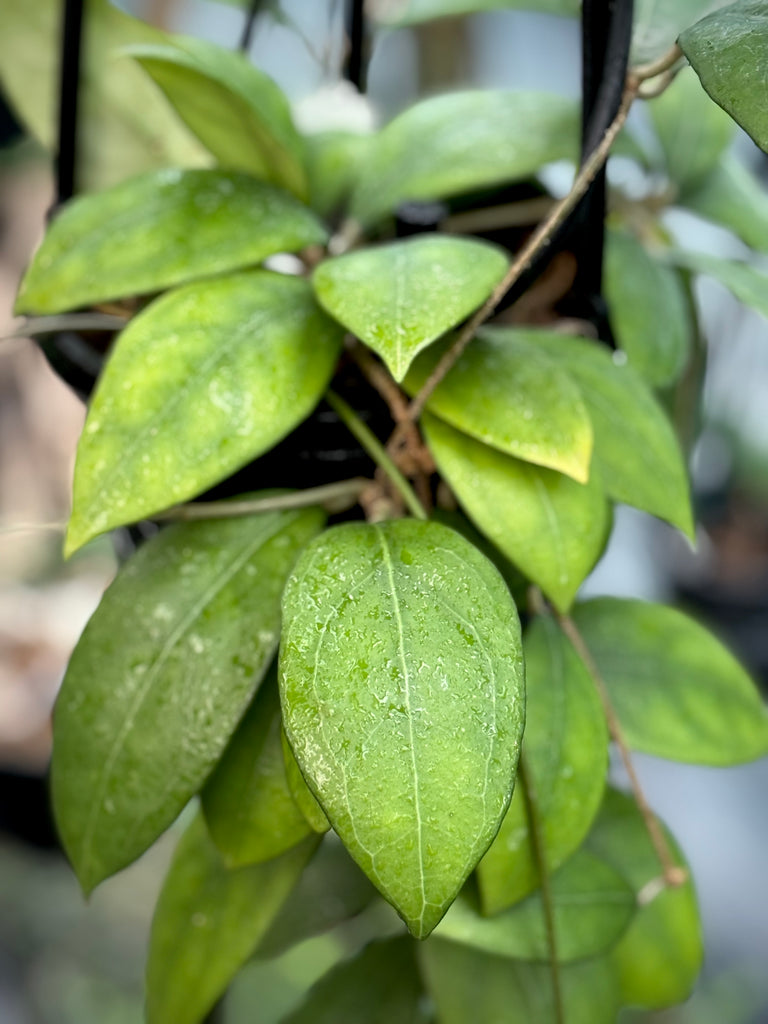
281;729;330;833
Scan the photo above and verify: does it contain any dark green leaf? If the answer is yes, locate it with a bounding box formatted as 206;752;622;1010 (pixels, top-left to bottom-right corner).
680;0;768;154
280;519;525;938
65;272;342;554
665;247;768;319
370;0;579;25
281;729;330;833
573;597;768;764
125;35;308;196
313;236;508;380
351;91;578;226
16;169;327;315
405;330;593;482
146;814;318;1024
680;154;768;253
478;616;608;913
423;414;609;611
306;131;371;217
631;0;727;63
51;504;324;893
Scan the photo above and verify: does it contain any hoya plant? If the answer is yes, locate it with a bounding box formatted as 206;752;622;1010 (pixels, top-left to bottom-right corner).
5;0;768;1020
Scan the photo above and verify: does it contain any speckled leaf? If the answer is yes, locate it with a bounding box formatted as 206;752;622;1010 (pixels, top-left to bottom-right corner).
51;504;324;894
424;414;608;611
404;330;592;481
281;730;330;834
279;519;525;938
65;272;342;555
680;1;768;154
665;248;768;320
306;131;371;217
436;849;634;962
680;154;768;253
16;169;327;315
603;229;692;387
312;237;508;381
201;674;312;868
146;814;318;1024
370;0;579;25
478;616;608;913
586;788;702;1008
573;598;768;764
351;91;578;226
126;35;308;196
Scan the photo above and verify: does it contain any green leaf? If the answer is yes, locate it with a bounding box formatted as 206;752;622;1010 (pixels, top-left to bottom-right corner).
603;229;692;387
631;0;728;64
405;330;593;482
351;91;578;226
312;237;508;381
305;131;371;218
125;35;308;196
281;730;330;834
648;67;734;189
572;597;768;764
680;0;768;154
517;328;694;536
420;939;621;1024
680;154;768;253
370;0;579;25
664;247;768;320
65;272;343;555
16;169;327;315
436;849;635;962
280;519;525;938
146;814;318;1024
0;0;207;191
282;937;428;1024
423;414;609;611
50;504;324;894
201;672;312;868
477;616;608;913
586;788;702;1008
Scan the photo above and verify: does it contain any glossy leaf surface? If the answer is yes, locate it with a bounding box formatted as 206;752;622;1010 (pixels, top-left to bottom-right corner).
666;248;768;320
16;169;327;315
281;730;330;833
312;236;508;380
680;155;768;253
66;272;342;554
424;414;608;611
280;519;525;938
573;598;768;764
478;616;608;913
146;815;317;1024
51;505;324;893
370;0;578;24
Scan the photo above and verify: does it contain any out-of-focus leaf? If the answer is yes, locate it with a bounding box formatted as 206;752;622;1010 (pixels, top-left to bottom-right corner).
370;0;579;25
305;131;371;217
680;154;768;253
631;0;729;64
665;248;768;320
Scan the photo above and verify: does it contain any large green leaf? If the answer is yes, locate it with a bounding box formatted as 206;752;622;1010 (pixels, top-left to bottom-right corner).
16;169;327;315
405;330;593;482
282;937;428;1024
126;35;308;196
436;849;634;962
312;236;509;381
665;247;768;320
201;673;312;868
680;154;768;253
680;0;768;154
281;730;330;833
51;504;324;894
603;229;692;387
572;597;768;764
370;0;579;24
65;272;343;555
478;616;608;913
351;91;578;226
631;0;729;63
0;0;207;191
517;328;694;536
146;814;318;1024
280;519;525;938
423;414;608;611
586;788;702;1008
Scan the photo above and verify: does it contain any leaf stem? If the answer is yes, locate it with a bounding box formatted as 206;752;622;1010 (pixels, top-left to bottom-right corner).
326;391;428;520
157;479;369;521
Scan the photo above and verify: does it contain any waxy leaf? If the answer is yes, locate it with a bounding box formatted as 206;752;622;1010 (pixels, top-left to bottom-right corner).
51;504;324;893
436;849;635;962
66;272;342;554
146;815;318;1024
280;519;525;938
126;36;308;196
351;91;578;225
405;330;593;482
665;248;768;320
312;236;509;381
604;230;692;388
424;414;609;611
281;730;330;834
586;788;702;1007
573;597;768;764
16;169;327;315
202;674;312;867
370;0;579;25
680;0;768;154
680;155;768;253
478;616;608;913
